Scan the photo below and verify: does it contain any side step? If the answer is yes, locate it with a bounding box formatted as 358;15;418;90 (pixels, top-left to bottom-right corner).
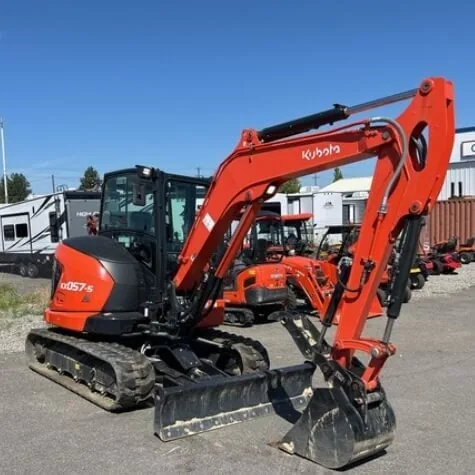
154;362;315;440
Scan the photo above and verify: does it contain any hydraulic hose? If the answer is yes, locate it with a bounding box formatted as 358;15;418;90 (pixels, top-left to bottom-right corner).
368;117;409;215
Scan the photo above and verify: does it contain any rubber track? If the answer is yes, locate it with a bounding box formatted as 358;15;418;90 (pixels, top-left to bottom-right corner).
198;328;270;372
25;327;155;412
223;307;255;327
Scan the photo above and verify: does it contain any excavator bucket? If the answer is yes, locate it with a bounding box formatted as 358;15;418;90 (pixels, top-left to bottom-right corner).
269;311;397;469
154;362;315;440
277;384;396;469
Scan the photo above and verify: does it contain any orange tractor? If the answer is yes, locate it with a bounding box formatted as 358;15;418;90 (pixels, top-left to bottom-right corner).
25;78;455;469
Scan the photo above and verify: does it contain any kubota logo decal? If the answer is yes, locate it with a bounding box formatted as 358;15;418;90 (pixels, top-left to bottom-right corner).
59;281;94;293
302;144;341;161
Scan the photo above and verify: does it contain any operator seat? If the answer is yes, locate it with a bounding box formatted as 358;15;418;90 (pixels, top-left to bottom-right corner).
253;238;269;263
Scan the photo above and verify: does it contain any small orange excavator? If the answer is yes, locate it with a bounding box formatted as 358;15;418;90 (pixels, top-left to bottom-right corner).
25;77;455;470
221;216;291;326
252;211;384;323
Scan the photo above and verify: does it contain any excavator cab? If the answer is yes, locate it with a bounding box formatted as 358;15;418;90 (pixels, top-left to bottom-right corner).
99;167;210;289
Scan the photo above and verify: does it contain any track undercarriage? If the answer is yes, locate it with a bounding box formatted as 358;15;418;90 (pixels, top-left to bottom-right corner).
25;325;274;410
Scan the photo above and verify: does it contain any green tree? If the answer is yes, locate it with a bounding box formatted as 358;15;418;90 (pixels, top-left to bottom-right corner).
278;178;301;194
0;173;32;203
333;167;343;182
79;166;102;191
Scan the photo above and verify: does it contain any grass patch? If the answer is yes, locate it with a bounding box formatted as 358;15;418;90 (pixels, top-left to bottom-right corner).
0;284;50;318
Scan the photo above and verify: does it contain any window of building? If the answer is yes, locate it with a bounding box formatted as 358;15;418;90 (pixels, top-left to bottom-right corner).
458;181;463;197
342;204;355;224
3;225;14;241
450;182;455;198
15;223;28;238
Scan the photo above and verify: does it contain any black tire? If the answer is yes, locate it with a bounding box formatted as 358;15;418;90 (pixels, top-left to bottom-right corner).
27;263;39;278
410;273;425;290
17;262;27;277
432;260;443;275
459;252;472;265
286;287;298;310
403;286;412;303
377;287;388;307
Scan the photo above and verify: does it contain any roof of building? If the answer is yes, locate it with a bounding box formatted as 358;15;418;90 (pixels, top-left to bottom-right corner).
319;176;372;193
456;126;475;134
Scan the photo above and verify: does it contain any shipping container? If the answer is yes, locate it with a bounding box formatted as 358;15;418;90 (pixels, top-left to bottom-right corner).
419;198;475;248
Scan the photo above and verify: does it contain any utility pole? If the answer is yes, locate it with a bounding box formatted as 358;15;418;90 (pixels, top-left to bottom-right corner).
0;119;8;204
313;173;318;187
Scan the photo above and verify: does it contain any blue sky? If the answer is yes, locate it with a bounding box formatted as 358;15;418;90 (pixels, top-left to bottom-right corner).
0;0;472;194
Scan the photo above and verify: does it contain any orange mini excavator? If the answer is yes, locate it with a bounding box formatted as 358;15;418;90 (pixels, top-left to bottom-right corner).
25;77;455;470
221;218;291;326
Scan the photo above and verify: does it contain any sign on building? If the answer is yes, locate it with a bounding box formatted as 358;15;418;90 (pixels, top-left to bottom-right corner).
461;141;475;160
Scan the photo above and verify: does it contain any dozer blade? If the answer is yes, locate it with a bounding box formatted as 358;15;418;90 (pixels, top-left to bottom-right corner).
277;384;396;469
154;362;314;441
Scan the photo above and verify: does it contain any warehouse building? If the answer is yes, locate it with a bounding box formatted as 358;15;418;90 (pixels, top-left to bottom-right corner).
438;126;475;200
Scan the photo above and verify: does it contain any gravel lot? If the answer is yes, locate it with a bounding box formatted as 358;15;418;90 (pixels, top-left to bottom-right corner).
0;268;50;352
410;263;475;300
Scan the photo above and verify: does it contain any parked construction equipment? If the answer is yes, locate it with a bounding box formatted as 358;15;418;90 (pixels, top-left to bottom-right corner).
25;77;455;470
316;224;413;304
222;216;291;326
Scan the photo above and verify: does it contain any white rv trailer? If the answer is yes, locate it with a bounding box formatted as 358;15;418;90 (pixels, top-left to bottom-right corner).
0;190;101;277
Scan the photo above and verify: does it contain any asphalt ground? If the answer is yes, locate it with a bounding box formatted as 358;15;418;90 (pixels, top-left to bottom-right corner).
1;285;474;474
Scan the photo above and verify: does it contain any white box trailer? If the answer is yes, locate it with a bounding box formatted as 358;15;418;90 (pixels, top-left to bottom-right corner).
0;190;101;277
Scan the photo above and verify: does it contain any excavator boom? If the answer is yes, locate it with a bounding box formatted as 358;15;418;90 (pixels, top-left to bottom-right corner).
165;77;454;467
